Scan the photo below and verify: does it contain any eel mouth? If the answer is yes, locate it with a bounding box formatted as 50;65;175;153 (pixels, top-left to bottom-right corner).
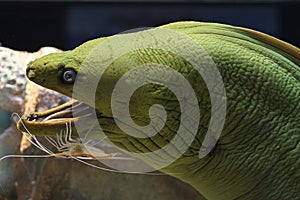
17;99;102;137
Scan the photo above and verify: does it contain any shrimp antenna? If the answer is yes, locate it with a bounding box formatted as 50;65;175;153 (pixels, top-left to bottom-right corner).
80;120;103;144
10;112;21;123
73;157;166;175
0;154;52;162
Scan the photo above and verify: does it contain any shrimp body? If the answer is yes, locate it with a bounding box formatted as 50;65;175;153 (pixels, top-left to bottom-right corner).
53;143;118;159
44;122;119;160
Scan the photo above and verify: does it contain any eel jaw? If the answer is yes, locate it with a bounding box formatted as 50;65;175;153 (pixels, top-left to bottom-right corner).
17;99;102;137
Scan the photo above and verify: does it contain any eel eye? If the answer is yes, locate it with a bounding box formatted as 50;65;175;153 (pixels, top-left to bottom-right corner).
62;69;76;84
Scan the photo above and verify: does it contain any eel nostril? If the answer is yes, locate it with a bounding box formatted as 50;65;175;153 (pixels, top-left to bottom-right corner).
26;68;36;80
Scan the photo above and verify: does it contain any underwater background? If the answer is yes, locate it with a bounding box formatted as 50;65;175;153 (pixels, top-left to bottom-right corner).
0;1;299;200
0;2;300;51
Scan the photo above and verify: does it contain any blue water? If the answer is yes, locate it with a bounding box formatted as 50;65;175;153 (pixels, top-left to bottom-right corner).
0;108;10;134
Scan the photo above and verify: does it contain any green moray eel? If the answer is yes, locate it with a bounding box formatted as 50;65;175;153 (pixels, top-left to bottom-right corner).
17;21;299;199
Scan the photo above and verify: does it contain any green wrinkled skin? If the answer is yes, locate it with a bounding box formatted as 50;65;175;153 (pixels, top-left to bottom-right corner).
18;22;299;199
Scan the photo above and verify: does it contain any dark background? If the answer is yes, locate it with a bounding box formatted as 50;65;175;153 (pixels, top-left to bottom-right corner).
0;2;299;52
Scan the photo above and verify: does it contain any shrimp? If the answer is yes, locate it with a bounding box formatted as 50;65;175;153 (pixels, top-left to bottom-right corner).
43;122;119;159
1;113;165;175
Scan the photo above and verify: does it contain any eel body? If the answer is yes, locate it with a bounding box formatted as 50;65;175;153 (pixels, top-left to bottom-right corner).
17;22;300;199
